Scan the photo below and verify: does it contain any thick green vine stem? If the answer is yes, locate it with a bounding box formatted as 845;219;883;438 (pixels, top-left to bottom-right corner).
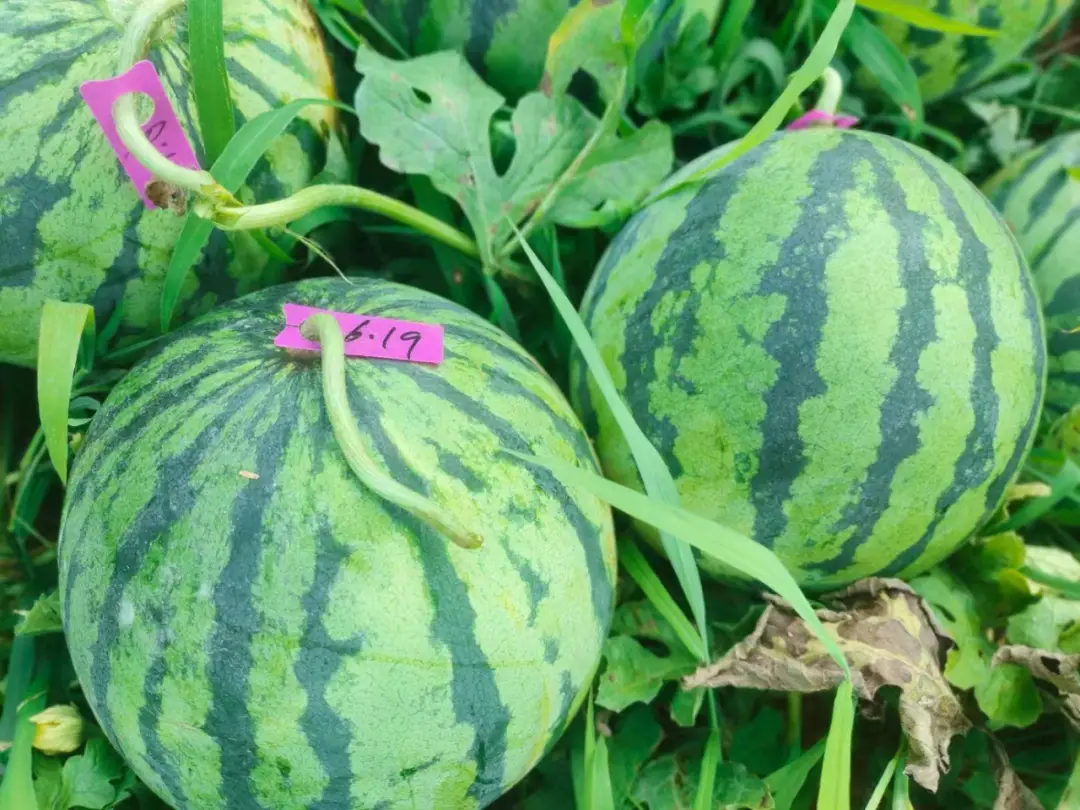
299;314;484;551
114;0;227;200
204;185;481;260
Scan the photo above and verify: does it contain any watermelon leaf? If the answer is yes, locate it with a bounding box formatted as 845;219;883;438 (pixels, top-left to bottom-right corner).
14;591;62;638
187;0;235;165
596;636;697;712
606;707;664;807
542;0;627;100
37;301;95;485
854;0;1001;36
352;49;672;268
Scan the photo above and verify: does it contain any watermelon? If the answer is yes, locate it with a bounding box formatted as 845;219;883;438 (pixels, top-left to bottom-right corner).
571;128;1046;591
360;0;573;99
872;0;1073;102
986;130;1080;418
0;0;341;368
58;277;617;810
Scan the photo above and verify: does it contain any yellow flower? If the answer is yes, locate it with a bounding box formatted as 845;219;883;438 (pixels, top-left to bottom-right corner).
29;705;84;755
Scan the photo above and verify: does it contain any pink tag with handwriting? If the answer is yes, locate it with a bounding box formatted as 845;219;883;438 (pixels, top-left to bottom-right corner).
80;60;201;208
787;109;859;130
275;304;444;365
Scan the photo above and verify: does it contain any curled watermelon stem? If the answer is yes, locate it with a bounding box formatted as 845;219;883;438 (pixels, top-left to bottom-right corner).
299;314;485;551
113;0;237;208
814;66;843;117
204;184;481;261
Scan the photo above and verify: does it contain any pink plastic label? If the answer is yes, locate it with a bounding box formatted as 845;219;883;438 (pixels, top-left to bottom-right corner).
787;109;859;130
80;60;201;208
275;304;444;365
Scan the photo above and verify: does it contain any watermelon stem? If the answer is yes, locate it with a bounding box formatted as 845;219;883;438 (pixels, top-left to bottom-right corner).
299;314;485;551
814;66;843;117
205;184;482;262
113;0;237;208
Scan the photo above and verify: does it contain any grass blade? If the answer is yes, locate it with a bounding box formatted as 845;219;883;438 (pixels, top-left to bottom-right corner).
826;3;923;129
693;727;721;810
511;222;711;659
619;537;707;661
662;0;856;197
0;648;48;810
507;450;851;676
187;0;235;164
36;301;95;484
768;740;827;810
862;744;901;810
856;0;1001;35
161;98;353;330
985;458;1080;533
817;681;855;810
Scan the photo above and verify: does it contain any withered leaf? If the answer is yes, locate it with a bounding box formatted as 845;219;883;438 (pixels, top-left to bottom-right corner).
989;735;1044;810
685;579;969;793
993;646;1080;695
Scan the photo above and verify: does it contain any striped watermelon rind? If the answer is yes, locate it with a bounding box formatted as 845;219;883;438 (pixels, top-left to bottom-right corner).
571;127;1046;591
0;0;341;368
361;0;574;99
872;0;1073;103
987;130;1080;418
58;277;617;810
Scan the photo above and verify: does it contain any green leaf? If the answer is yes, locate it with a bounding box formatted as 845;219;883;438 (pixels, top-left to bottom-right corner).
596;636;697;712
36;301;95;484
663;0;856;196
670;686;705;728
856;0;1002;35
354;51;668;264
713;761;773;809
187;0;235;165
731;708;786;776
161;97;351;330
912;568;1043;728
547;119;674;229
827;4;923;127
965;100;1036;168
817;682;854;810
511;225;713;662
15;591;62;637
1068;166;1080;182
632;748;702;810
767;740;826;810
711;0;755;73
480;274;521;341
33;758;64;810
608;706;665;807
541;0;627;99
1008;596;1080;650
60;739;125;810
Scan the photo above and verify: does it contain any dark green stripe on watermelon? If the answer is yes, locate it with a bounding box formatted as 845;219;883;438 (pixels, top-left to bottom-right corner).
573;128;1045;590
59;278;616;810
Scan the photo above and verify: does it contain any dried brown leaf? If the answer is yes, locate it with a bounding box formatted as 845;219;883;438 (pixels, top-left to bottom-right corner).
993;646;1080;695
685;578;969;792
990;735;1044;810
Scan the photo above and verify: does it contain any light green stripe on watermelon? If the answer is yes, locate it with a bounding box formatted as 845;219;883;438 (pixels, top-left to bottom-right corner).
58;277;616;810
0;0;340;368
987;130;1080;417
872;0;1073;102
362;0;576;99
572;128;1045;591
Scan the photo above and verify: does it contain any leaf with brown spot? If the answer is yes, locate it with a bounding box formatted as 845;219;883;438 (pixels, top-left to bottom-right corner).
685;578;969;792
993;646;1080;695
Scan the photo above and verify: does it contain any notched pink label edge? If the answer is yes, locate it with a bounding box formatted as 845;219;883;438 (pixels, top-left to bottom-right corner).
274;303;445;365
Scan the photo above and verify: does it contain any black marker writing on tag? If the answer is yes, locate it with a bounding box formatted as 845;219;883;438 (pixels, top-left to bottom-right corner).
344;320;423;360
